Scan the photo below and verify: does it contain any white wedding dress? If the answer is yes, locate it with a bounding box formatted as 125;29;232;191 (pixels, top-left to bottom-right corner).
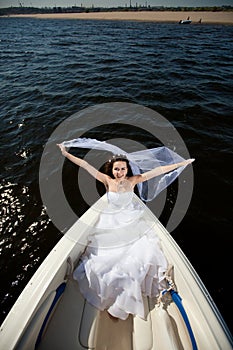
73;191;168;320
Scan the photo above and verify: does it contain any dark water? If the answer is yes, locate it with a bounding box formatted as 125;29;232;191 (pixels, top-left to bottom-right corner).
0;17;232;334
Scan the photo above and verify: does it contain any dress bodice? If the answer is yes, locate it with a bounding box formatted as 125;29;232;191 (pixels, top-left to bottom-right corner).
107;191;134;209
89;191;147;248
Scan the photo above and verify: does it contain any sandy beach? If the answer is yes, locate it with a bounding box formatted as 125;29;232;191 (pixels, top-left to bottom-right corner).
7;11;233;25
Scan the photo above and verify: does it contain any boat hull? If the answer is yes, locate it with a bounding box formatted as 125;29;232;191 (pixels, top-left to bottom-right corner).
0;194;232;349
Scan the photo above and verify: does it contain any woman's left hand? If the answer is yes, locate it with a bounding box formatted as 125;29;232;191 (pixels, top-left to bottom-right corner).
185;158;195;164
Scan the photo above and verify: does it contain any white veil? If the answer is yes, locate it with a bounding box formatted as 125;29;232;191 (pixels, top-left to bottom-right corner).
62;137;188;202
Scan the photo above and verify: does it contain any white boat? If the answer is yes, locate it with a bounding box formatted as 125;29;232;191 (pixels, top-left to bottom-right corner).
0;194;232;350
179;19;192;24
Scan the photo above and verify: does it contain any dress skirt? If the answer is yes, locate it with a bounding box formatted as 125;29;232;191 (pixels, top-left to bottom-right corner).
73;192;168;320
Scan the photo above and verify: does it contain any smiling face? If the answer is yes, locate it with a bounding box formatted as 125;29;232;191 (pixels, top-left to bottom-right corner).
112;161;128;180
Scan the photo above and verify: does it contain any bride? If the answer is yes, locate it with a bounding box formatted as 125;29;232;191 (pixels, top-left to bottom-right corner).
57;141;194;320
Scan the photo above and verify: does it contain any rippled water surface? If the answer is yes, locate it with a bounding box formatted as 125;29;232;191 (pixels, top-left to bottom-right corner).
0;17;232;334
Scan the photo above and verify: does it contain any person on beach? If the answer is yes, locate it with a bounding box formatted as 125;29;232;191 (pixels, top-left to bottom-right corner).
57;138;194;320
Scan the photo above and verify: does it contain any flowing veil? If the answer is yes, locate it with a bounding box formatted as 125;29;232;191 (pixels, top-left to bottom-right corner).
62;137;188;202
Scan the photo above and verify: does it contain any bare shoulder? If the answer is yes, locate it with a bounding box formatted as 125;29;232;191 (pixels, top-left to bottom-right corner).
129;174;143;185
104;174;114;185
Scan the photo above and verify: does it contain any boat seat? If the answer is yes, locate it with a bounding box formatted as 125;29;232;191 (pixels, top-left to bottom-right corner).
38;278;99;350
133;297;153;350
79;299;99;348
15;292;56;350
80;293;151;350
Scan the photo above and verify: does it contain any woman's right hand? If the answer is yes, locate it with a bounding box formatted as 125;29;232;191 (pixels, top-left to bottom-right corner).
57;144;67;156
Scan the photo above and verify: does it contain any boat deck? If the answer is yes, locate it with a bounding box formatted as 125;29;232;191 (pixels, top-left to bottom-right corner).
38;278;187;350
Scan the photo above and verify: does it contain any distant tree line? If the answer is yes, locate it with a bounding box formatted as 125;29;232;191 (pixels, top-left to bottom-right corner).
0;5;232;16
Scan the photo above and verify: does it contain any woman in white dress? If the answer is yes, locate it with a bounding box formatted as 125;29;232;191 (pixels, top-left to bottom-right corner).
57;143;194;320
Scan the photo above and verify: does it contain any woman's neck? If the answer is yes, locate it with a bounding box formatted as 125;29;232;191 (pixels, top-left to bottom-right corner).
106;178;133;192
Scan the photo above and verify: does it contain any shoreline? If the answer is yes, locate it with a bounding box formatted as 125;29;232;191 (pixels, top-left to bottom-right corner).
4;11;233;25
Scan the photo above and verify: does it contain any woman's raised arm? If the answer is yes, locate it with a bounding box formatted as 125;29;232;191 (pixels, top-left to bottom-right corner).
57;144;108;184
135;159;194;184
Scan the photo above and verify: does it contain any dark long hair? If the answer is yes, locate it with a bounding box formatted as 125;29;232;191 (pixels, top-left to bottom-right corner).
97;154;139;197
103;154;133;179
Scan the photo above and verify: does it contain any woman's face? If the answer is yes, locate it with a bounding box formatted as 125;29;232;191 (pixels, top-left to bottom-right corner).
112;161;128;180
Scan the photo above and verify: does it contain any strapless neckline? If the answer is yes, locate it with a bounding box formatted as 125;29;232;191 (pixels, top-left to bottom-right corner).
107;191;133;194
